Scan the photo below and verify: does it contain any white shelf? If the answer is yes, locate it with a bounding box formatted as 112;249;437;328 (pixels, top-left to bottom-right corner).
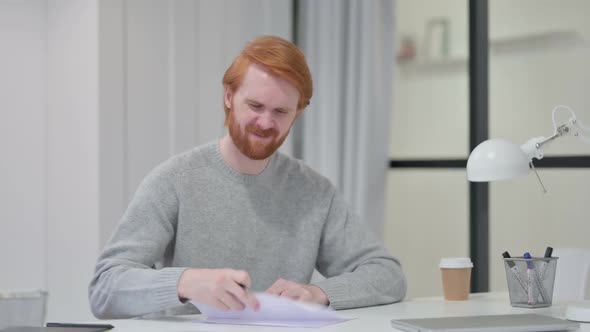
397;29;585;73
491;29;581;46
397;56;467;73
490;29;584;53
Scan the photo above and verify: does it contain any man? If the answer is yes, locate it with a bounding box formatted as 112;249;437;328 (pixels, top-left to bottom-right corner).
89;35;406;319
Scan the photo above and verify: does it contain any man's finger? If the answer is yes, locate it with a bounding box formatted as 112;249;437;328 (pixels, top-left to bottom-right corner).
226;280;260;310
265;278;291;295
265;285;280;295
244;291;260;310
265;283;283;295
231;270;252;289
218;290;246;311
280;288;302;300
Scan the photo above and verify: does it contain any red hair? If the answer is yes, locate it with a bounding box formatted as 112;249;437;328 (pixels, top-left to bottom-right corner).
222;35;313;123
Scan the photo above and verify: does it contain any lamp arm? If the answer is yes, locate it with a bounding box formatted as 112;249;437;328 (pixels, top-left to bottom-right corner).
550;105;590;145
521;106;590;161
536;124;571;148
520;136;547;161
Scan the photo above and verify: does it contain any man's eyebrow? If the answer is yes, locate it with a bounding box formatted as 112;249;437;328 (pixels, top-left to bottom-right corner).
245;98;263;105
275;106;294;113
246;99;294;112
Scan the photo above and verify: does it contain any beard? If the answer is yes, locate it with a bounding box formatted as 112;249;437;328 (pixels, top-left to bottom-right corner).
227;110;289;160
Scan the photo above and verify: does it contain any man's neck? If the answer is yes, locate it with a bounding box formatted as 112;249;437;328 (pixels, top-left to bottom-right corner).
219;135;271;175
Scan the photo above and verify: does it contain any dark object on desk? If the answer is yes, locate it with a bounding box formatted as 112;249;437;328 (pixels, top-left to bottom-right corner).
390;313;579;332
0;326;111;332
46;323;113;330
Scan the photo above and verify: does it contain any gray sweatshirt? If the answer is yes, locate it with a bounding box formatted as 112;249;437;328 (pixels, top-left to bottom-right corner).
88;141;406;319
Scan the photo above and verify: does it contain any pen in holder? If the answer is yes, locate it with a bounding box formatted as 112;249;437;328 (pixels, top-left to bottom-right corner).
503;256;558;308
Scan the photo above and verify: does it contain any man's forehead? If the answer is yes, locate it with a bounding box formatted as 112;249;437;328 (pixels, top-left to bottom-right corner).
241;64;288;88
244;63;273;79
238;64;299;107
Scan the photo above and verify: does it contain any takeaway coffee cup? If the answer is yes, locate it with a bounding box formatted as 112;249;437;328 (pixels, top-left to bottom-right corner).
440;257;473;300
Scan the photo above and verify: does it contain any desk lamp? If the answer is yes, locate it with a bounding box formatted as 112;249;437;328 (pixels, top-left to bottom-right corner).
467;105;590;192
466;105;590;322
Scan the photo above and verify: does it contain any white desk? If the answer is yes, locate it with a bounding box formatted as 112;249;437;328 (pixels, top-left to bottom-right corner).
99;293;589;331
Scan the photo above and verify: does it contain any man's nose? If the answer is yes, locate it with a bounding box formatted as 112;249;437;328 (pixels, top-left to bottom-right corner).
255;111;274;129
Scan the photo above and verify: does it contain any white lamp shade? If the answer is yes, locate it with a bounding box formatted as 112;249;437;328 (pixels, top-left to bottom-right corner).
467;138;530;182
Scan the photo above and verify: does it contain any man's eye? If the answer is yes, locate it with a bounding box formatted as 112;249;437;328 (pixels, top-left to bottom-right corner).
249;103;262;110
275;109;288;114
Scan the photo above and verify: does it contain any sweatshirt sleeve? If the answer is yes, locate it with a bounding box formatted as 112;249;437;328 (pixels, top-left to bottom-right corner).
311;191;407;309
88;164;188;319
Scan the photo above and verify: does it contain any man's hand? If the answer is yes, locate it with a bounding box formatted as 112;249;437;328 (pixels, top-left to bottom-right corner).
265;279;329;305
177;268;260;311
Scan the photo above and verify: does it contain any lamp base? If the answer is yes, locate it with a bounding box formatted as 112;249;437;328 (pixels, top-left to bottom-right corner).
565;301;590;322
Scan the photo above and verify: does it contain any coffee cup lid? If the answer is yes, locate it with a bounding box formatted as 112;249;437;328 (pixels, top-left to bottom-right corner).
439;257;473;268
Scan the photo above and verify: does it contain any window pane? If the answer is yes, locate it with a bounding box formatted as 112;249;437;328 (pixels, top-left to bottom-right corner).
489;0;590;156
392;0;469;159
385;170;468;298
489;170;590;297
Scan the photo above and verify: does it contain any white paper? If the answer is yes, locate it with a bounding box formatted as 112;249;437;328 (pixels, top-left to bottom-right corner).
191;292;353;328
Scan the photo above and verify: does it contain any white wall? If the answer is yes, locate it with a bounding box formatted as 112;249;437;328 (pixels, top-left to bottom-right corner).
1;0;292;322
1;0;101;321
0;0;48;293
46;0;100;321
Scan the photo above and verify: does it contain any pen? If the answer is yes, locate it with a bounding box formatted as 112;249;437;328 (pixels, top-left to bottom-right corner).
523;252;536;305
544;246;553;258
540;246;553;280
46;323;115;330
502;251;528;295
523;252;548;304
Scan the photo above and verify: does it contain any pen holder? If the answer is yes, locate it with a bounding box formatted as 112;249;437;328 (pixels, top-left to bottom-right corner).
503;257;558;308
0;290;47;328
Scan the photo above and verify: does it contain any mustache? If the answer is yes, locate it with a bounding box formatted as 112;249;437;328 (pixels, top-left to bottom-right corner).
245;124;279;138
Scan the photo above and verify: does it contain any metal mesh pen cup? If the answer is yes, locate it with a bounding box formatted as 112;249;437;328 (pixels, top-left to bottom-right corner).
0;290;47;328
503;257;558;308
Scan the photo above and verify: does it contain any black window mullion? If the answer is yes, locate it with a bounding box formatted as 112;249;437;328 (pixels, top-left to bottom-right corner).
468;0;489;293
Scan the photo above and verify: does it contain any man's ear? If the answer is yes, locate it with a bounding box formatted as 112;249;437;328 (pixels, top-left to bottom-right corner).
224;87;232;109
